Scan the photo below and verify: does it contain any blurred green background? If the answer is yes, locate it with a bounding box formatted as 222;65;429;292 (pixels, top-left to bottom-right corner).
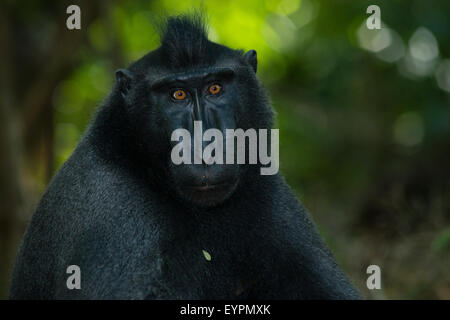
1;0;449;299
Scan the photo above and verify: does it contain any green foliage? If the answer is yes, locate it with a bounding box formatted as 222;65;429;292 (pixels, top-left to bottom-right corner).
432;228;450;252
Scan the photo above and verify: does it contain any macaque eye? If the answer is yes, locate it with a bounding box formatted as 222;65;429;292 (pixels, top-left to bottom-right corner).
208;83;222;95
172;89;187;100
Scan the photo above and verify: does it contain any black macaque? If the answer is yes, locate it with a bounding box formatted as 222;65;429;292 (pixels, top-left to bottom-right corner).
9;13;361;299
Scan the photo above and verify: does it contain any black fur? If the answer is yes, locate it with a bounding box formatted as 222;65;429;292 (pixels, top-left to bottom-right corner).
9;14;360;299
159;12;211;68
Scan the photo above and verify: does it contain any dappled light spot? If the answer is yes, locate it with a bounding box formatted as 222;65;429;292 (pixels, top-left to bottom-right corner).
376;28;405;63
398;27;439;78
435;59;450;93
357;22;392;53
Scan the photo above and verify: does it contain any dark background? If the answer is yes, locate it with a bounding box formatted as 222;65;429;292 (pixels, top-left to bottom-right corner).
1;0;449;299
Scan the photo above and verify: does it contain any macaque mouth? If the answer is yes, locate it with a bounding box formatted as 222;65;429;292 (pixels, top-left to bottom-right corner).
185;180;238;192
179;177;240;207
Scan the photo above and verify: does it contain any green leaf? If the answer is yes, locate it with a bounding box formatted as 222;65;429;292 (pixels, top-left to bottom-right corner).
202;250;212;261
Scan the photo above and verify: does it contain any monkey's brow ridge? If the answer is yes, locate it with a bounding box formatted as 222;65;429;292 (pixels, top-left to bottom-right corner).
150;67;236;89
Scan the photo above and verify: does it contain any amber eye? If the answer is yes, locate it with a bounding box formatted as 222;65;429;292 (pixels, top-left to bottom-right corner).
172;89;187;100
208;83;222;95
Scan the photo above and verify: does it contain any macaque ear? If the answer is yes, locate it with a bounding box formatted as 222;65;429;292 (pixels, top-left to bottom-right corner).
115;69;134;98
244;50;257;73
